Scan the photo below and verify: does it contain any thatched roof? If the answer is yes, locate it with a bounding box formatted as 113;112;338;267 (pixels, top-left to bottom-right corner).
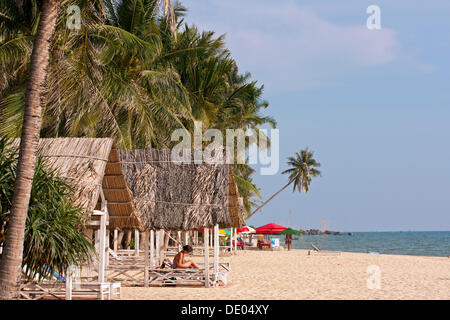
11;138;140;229
118;149;245;231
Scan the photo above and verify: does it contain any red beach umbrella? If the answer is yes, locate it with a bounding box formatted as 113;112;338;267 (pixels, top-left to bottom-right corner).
238;226;256;234
255;223;288;234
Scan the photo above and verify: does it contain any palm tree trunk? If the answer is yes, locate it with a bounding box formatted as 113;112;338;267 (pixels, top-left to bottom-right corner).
247;181;292;219
163;232;170;251
0;0;60;300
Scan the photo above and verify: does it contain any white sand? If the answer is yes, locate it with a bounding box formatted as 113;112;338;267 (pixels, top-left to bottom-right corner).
121;249;450;300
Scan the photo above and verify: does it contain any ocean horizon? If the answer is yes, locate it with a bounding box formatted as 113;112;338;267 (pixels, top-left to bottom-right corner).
278;231;450;257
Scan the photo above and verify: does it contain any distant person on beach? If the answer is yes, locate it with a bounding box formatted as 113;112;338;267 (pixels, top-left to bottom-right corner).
173;245;201;269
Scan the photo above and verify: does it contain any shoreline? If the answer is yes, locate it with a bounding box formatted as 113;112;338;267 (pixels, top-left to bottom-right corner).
284;247;450;258
267;231;450;258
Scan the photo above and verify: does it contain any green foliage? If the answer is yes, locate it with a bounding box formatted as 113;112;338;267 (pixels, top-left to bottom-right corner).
0;138;94;280
233;164;262;217
280;228;302;235
0;0;275;215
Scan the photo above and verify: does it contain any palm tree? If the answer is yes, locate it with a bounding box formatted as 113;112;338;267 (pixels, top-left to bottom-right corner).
1;0;192;149
247;148;321;219
0;0;60;300
0;0;277;228
160;0;177;40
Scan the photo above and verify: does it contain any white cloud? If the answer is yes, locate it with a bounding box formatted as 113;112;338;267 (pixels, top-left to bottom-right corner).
185;1;399;92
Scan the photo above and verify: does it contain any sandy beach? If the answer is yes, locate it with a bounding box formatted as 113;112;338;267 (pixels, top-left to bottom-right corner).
121;249;450;300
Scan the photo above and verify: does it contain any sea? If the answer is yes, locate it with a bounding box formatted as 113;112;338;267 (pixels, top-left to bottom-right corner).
277;231;450;257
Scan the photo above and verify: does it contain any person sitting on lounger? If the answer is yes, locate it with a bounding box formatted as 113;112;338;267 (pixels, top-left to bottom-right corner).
173;245;201;269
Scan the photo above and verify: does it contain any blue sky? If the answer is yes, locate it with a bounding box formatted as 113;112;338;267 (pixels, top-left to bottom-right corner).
183;0;450;231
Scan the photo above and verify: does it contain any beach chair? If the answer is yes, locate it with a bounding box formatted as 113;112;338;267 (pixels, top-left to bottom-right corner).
308;244;341;256
233;239;245;250
257;240;271;250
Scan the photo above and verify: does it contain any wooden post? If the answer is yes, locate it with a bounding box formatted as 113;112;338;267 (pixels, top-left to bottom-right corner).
177;231;182;250
234;228;237;252
161;230;167;264
144;230;149;287
150;230;155;268
134;229;140;257
105;230;110;266
98;211;106;283
65;266;73;300
164;231;170;251
84;228;94;275
214;224;219;286
124;229;132;249
204;228;210;288
229;228;234;253
185;231;189;246
189;231;194;245
117;230;124;250
210;230;213;248
94;229;100;259
113;229;118;252
155;229;160;265
140;232;145;250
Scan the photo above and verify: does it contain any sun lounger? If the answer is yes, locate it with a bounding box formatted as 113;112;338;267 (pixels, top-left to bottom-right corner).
19;280;121;300
148;262;230;287
20;266;121;300
198;262;231;272
148;268;209;286
108;250;230;271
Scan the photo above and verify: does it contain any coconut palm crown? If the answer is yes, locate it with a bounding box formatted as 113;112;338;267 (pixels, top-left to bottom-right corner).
282;148;321;194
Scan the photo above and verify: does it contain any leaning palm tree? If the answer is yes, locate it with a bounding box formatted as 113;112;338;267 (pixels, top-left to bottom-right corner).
247;148;321;219
0;0;60;300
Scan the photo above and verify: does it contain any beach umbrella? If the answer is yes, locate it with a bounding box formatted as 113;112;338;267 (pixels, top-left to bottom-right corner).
198;229;230;235
255;223;288;234
238;226;256;234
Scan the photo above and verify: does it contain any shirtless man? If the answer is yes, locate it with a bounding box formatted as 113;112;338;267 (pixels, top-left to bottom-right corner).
173;245;201;269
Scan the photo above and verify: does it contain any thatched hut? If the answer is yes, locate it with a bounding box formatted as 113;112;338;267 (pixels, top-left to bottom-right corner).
11;138;140;229
10;138;141;284
118;148;245;287
118;149;245;231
